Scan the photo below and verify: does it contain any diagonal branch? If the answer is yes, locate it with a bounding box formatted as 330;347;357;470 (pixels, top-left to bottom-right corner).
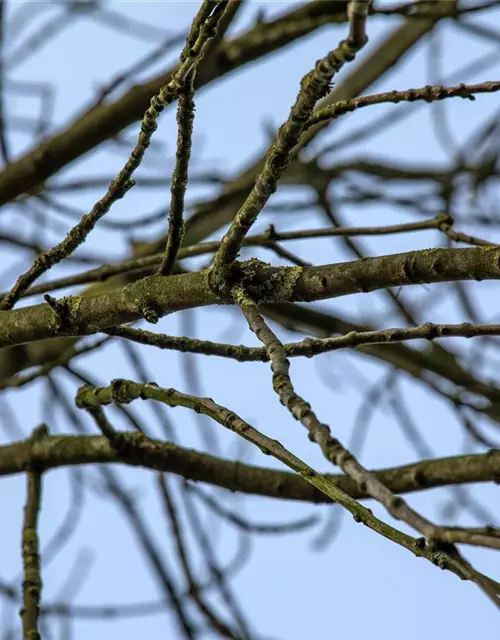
74;379;500;605
211;0;371;278
235;289;445;538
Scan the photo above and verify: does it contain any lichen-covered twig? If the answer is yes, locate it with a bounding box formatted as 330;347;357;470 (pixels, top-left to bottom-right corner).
106;320;500;363
74;379;500;607
157;71;195;276
233;288;500;606
211;0;371;286
305;81;500;130
20;425;47;640
3;215;444;302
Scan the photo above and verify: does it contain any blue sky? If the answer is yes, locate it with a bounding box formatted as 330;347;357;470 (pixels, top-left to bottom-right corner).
1;2;500;638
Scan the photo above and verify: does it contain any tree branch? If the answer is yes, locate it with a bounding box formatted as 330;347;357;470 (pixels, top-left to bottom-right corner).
2;246;500;350
1;431;500;504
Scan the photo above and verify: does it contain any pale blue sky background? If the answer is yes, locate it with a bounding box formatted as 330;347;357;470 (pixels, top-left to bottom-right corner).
1;2;500;638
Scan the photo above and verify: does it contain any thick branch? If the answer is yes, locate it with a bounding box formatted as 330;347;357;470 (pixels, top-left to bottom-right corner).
2;247;500;350
1;432;499;503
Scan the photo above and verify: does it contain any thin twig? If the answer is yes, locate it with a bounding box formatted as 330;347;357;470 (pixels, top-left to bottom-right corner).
157;475;247;639
306;81;500;130
158;70;195;275
187;484;318;535
106;320;500;363
3;215;443;302
20;425;47;640
211;0;371;281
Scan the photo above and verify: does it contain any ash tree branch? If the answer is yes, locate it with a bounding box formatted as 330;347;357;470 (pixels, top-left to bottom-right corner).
234;292;500;560
2;246;500;350
74;379;500;604
235;289;453;544
0;0;459;385
1;432;500;503
183;0;458;251
4;214;444;303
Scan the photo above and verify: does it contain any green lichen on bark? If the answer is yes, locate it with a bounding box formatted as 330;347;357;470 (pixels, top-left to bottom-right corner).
44;294;83;334
210;258;302;302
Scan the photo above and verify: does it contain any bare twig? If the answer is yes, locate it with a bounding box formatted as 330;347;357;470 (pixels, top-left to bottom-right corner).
20;425;47;640
306;81;500;130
